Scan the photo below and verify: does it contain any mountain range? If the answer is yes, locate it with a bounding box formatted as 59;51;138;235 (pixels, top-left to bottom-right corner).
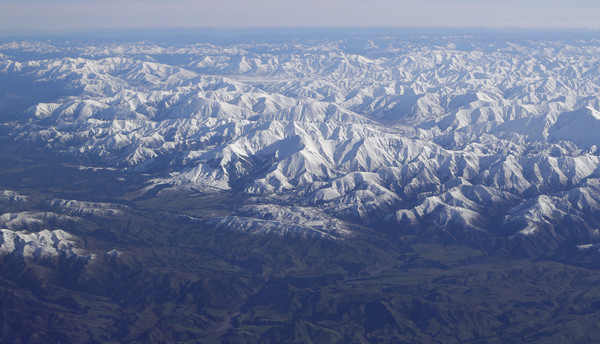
2;36;600;252
2;32;600;343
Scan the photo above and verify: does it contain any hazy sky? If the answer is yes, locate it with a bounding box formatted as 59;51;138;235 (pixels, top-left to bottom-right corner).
1;0;599;32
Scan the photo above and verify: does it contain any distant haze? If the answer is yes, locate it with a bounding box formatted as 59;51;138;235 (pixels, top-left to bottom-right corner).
1;0;599;32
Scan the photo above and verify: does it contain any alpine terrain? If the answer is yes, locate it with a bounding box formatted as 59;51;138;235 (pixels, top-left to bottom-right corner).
1;30;600;343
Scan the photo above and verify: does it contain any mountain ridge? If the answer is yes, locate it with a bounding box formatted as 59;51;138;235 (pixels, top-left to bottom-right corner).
2;36;600;252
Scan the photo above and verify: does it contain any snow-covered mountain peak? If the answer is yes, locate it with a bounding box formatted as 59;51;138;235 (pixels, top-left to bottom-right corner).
3;35;600;248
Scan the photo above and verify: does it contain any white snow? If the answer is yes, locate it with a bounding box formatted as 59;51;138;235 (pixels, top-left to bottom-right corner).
0;228;93;260
5;36;600;242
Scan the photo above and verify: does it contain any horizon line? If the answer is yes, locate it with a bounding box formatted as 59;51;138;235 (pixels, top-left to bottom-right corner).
3;26;600;38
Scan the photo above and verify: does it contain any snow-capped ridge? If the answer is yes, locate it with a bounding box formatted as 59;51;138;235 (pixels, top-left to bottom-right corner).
0;228;93;260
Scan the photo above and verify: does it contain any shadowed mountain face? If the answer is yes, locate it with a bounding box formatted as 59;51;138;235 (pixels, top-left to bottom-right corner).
2;32;600;343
